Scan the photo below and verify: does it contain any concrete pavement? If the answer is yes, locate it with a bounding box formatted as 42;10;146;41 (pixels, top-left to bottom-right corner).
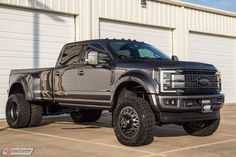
0;105;236;157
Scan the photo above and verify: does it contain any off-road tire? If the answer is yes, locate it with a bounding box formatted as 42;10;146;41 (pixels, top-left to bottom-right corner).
113;96;156;146
6;94;31;128
28;104;43;127
183;118;220;136
70;109;102;123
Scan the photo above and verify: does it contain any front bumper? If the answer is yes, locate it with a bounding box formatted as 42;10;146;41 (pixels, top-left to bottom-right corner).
159;111;220;124
155;93;224;124
157;93;224;112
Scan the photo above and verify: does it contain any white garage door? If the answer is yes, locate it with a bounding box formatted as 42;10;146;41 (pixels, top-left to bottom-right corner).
0;6;75;119
100;20;173;56
188;33;236;104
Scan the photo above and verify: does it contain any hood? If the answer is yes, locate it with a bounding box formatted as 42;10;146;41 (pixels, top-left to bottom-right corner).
116;59;217;72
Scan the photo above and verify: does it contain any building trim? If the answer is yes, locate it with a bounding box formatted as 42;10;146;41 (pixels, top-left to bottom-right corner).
156;0;236;18
0;2;78;16
189;30;236;39
99;17;175;31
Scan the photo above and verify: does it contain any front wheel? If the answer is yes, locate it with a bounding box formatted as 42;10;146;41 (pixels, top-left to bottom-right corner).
183;118;220;136
113;97;156;146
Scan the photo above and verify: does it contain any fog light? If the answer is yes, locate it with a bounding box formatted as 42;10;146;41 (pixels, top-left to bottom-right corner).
186;102;193;107
171;100;175;105
164;99;178;107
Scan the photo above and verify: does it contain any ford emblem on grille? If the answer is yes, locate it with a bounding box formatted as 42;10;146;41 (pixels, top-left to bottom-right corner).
198;77;210;86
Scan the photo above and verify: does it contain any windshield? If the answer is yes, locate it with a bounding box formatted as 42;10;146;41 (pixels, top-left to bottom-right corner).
108;41;170;60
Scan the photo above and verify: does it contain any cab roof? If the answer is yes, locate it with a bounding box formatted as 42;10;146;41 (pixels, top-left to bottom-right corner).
65;38;145;46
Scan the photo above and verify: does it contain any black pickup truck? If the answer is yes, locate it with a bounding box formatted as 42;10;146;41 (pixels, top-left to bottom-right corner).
6;39;224;146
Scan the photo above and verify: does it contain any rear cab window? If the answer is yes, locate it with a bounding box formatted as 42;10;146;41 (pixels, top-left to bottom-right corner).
57;44;84;67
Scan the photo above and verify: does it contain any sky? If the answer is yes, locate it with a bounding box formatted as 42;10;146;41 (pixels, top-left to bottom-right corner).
182;0;236;12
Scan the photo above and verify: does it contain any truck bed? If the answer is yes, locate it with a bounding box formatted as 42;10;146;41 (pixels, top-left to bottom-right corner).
10;67;54;75
9;67;54;101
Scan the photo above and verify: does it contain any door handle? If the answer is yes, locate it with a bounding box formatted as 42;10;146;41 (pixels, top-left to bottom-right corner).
78;70;84;75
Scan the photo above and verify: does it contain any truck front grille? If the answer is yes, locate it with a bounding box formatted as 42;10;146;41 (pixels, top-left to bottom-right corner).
172;72;220;94
185;74;217;82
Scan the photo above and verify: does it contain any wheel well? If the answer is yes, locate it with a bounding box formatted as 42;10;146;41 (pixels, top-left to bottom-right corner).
9;83;25;96
112;81;150;111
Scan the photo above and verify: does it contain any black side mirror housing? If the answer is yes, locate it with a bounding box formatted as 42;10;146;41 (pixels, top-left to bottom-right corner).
172;55;179;61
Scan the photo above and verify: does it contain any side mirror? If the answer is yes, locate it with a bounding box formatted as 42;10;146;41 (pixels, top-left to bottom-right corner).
86;51;98;65
171;55;179;61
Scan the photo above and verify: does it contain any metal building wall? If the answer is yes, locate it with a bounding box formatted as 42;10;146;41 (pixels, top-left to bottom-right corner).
184;7;236;59
0;0;235;56
94;0;179;28
185;8;236;36
0;0;96;42
90;0;236;59
0;0;79;14
91;0;185;58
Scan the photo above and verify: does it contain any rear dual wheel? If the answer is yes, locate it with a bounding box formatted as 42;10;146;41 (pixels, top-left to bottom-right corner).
6;94;43;128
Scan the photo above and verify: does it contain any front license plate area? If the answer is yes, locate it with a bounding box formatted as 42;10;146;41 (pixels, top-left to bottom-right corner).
201;100;212;113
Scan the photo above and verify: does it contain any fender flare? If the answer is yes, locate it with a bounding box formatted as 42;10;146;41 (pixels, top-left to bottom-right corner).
9;78;33;100
111;70;159;111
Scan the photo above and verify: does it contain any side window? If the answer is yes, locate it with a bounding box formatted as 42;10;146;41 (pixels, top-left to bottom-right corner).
85;43;110;65
59;45;83;66
109;41;131;59
138;49;156;58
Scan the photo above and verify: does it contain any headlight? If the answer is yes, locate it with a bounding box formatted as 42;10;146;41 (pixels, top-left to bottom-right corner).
216;71;221;91
153;70;160;83
160;70;176;92
216;71;221;82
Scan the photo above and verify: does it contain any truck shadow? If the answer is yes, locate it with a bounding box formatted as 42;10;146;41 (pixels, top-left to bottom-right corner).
40;114;188;137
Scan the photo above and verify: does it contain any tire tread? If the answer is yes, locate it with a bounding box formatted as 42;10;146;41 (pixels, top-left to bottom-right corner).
28;104;43;127
183;118;220;136
6;94;31;128
113;96;156;146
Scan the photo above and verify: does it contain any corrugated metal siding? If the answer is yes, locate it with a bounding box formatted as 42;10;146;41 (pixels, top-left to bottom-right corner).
92;0;180;38
185;8;236;37
100;20;173;55
3;1;234;39
1;0;236;40
0;0;80;14
98;0;179;27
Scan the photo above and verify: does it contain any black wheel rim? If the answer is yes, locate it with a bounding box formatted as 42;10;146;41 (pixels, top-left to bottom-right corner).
10;101;18;122
118;106;139;139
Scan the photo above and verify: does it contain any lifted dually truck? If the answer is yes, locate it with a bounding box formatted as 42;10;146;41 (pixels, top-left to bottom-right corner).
6;39;224;146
